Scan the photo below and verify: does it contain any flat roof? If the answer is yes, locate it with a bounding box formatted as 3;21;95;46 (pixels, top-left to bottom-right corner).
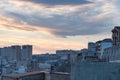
2;71;70;79
2;71;45;79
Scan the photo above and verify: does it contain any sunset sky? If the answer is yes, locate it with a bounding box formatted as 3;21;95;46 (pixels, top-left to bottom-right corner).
0;0;119;54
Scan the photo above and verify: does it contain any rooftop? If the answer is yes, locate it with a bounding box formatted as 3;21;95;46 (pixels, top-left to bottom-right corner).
2;71;70;80
112;26;120;32
2;71;45;79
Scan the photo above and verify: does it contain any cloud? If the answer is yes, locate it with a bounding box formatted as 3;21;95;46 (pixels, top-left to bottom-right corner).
20;0;92;5
0;0;118;53
0;0;117;37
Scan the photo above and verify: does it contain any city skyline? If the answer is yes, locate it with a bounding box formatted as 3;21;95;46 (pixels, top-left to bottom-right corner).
0;0;119;54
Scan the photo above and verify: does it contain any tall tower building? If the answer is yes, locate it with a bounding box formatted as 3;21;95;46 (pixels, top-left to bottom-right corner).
1;47;9;61
11;45;21;61
21;45;32;61
112;26;120;46
1;45;21;62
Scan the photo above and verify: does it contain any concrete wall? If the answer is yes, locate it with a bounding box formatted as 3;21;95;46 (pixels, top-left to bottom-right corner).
71;62;120;80
50;72;70;80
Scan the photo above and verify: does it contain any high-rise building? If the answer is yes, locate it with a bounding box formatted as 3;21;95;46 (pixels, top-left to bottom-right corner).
0;45;32;62
103;26;120;61
21;45;32;61
1;47;8;60
11;45;21;61
1;45;21;62
112;26;120;46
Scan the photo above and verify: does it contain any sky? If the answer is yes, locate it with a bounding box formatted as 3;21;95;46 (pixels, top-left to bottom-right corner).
0;0;119;54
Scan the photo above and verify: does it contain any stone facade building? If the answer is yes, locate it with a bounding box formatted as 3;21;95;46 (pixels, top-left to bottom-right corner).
103;26;120;61
112;26;120;46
